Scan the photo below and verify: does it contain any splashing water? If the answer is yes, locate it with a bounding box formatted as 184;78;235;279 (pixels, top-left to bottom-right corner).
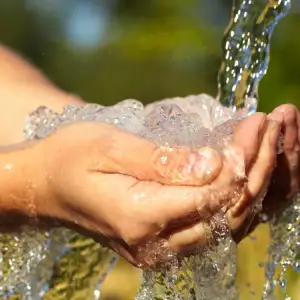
0;1;298;300
0;94;253;299
23;95;251;300
135;95;249;300
262;198;300;300
217;0;291;111
3;93;276;300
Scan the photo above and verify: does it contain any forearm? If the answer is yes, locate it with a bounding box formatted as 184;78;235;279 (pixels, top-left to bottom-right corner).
0;45;84;145
0;142;44;227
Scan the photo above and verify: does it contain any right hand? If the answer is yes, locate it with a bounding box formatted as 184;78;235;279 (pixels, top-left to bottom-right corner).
261;104;299;217
11;113;280;268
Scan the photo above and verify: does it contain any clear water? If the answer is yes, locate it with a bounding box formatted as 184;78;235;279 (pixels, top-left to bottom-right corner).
0;0;298;300
23;96;249;300
217;0;291;111
262;197;300;300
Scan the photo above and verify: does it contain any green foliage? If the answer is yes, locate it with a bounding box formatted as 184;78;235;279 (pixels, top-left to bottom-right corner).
1;0;298;111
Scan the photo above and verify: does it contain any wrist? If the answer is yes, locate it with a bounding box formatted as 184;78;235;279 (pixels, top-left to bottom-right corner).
0;141;49;227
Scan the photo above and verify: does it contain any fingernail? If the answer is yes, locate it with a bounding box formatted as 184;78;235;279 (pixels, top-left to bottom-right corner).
193;147;222;185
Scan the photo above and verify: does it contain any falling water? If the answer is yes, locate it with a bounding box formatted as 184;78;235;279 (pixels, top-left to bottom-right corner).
217;0;291;111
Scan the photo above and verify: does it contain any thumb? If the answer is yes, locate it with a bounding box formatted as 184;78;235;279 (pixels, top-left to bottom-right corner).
231;112;268;170
97;125;223;186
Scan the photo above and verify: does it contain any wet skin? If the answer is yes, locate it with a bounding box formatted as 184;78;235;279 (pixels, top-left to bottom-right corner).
0;44;298;268
0;105;298;268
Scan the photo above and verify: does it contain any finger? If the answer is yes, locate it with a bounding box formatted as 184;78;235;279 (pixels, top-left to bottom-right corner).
226;191;254;234
131;114;270;233
272;104;298;152
167;213;234;254
94;125;223;186
151;146;223;186
90;172;227;242
127;181;223;227
165;114;269;229
270;104;299;195
167;221;210;254
205;113;269;218
168;193;255;254
152;113;265;187
227;204;257;242
242;120;280;212
189;113;269;206
231;112;268;168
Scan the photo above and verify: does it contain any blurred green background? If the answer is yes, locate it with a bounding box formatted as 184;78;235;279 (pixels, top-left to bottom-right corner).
0;0;299;299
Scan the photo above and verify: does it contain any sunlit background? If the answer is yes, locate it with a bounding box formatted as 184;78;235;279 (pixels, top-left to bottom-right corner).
0;0;299;299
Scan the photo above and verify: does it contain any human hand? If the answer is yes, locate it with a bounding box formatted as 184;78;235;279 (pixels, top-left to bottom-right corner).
18;113;280;268
262;104;299;217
